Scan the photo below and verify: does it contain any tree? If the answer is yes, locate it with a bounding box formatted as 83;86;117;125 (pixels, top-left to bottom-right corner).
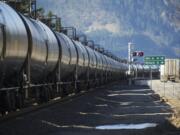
7;0;37;17
36;7;45;18
47;11;53;18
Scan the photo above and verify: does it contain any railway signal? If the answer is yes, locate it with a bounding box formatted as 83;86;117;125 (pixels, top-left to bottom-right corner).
132;51;144;57
132;52;137;56
138;51;144;57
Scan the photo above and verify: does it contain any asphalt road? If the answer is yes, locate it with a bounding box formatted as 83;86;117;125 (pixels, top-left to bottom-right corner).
0;83;179;135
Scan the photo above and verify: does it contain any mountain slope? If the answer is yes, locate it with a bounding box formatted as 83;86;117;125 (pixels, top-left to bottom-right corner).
37;0;180;59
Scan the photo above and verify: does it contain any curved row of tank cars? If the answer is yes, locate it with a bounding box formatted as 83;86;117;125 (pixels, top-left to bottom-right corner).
0;2;158;114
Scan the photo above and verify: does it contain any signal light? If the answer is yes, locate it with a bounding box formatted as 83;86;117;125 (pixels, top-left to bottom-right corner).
138;51;144;57
132;51;144;57
132;52;137;56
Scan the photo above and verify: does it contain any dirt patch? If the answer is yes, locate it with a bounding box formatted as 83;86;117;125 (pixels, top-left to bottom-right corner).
164;98;180;128
170;116;180;128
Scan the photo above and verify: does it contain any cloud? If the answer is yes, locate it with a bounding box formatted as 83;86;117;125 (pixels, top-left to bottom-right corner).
163;0;169;6
161;11;166;19
85;21;120;34
160;1;180;32
142;31;170;47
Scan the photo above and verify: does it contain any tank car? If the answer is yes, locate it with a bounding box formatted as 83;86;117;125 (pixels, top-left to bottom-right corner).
160;59;180;82
0;2;129;114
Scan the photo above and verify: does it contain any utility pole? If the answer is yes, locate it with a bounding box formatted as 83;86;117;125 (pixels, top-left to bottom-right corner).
128;42;133;85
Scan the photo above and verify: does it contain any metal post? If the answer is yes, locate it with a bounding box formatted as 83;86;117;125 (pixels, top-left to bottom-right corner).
135;64;138;79
163;64;165;97
61;27;76;40
173;83;174;97
128;42;132;85
29;0;32;17
87;66;89;89
128;42;131;75
32;0;37;19
74;65;78;93
25;50;30;99
56;58;61;94
150;66;152;89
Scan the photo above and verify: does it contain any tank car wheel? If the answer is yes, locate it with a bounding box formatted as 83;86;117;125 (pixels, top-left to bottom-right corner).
60;85;67;98
1;91;15;114
86;82;90;90
10;91;17;111
40;86;50;103
15;90;25;109
48;85;54;99
56;84;63;97
0;91;7;115
51;85;57;99
75;82;80;92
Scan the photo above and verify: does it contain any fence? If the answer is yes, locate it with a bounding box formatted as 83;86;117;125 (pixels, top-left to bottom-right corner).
135;80;180;100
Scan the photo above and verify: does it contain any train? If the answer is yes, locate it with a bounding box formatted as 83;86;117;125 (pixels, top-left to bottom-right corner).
160;59;180;82
0;2;159;115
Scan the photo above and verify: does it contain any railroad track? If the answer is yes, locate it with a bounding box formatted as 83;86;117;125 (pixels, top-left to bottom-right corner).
0;86;104;123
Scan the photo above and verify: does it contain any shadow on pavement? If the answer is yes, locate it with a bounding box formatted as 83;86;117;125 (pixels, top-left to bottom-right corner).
0;83;180;135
